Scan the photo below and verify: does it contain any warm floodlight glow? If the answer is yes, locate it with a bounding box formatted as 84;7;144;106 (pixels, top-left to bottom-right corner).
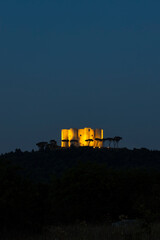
61;128;103;148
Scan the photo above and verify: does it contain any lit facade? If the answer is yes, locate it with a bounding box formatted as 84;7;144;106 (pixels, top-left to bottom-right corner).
61;128;103;148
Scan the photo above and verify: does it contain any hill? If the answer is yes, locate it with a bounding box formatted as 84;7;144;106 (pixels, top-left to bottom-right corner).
1;147;160;182
1;147;160;234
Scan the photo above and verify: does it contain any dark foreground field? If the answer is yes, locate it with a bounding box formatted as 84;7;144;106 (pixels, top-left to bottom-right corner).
2;223;160;240
1;148;160;239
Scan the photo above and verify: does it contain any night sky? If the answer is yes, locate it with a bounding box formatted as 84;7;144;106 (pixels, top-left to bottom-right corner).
0;0;160;153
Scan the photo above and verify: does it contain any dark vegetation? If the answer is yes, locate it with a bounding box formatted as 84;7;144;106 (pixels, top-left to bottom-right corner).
2;147;160;182
1;147;160;236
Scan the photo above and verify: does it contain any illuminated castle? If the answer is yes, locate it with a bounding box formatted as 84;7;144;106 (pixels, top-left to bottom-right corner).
61;128;103;148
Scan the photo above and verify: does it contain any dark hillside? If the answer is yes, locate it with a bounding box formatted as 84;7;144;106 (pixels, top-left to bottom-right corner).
1;148;160;234
1;147;160;182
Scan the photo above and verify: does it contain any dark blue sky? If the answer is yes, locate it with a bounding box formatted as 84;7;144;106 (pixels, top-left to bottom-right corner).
0;0;160;153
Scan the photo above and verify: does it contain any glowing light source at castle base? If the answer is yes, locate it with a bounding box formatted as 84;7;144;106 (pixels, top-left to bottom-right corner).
61;128;103;148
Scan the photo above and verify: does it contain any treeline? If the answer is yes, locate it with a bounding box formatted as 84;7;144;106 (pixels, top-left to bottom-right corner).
1;158;160;234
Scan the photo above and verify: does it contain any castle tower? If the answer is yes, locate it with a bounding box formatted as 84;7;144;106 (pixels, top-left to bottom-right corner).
61;129;69;147
94;128;103;148
68;128;78;147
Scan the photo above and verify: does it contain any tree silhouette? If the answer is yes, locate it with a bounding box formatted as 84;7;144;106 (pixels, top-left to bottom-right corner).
61;139;69;147
105;138;113;148
47;140;58;150
113;136;122;148
85;139;94;147
102;138;109;147
95;138;102;148
70;139;78;147
36;142;48;151
50;139;57;145
50;140;57;148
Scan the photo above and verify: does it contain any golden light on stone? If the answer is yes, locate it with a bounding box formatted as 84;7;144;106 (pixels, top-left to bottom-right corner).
61;128;103;148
